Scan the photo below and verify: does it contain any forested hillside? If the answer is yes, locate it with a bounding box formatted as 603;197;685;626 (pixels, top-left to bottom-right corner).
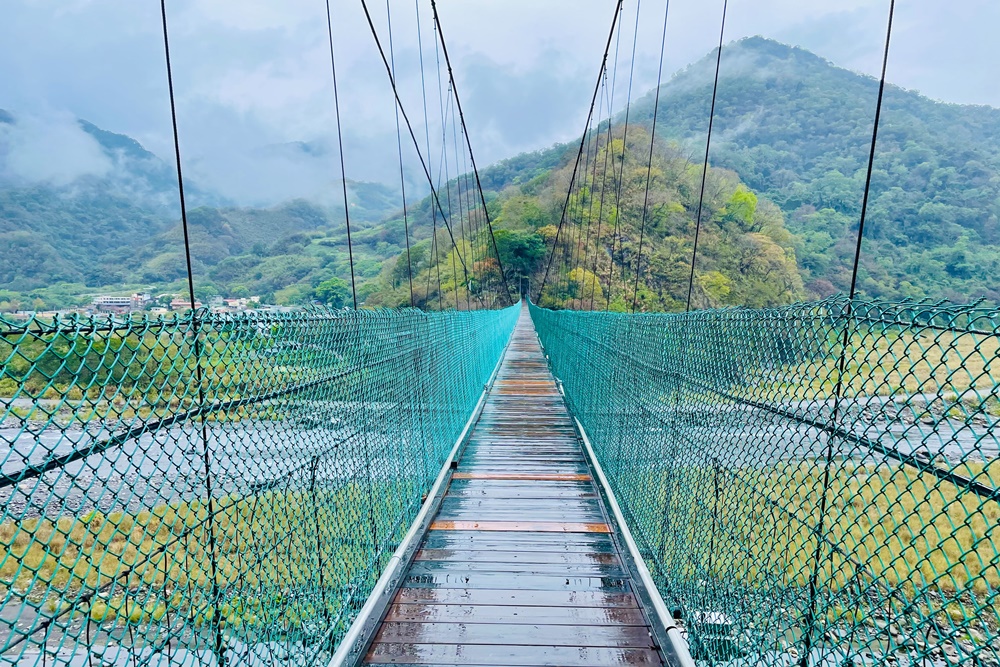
0;110;404;309
638;37;1000;302
368;37;1000;308
5;36;1000;311
367;127;803;311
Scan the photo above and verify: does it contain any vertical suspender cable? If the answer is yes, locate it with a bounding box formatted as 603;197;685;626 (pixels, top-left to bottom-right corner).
607;0;641;311
415;0;437;308
385;0;415;307
324;0;358;308
448;97;473;310
801;3;895;664
430;0;514;306
537;0;624;304
575;89;602;304
359;0;473;288
684;0;728;313
157;2;224;663
630;0;672;313
591;48;621;309
432;26;460;310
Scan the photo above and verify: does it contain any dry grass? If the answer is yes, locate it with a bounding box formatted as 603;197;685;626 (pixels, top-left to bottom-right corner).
754;329;998;403
0;481;415;632
643;458;1000;631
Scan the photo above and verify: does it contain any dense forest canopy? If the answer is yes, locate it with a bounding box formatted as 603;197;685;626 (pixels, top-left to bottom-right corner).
367;127;802;312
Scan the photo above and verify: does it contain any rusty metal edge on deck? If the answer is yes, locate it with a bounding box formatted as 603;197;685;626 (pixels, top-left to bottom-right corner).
328;311;519;667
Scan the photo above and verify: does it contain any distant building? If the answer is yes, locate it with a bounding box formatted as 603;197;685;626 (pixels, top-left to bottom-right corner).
92;293;151;313
170;298;202;311
219;297;259;311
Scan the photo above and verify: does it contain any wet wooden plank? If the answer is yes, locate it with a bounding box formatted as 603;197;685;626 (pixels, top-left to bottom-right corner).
383;603;650;625
366;644;662;665
428;520;612;533
450;472;592;481
438;498;604;513
373;622;657;648
393;589;639;609
435;510;607;523
443;488;598;500
414;550;620;566
407;560;627;577
420;533;618;553
401;572;631;591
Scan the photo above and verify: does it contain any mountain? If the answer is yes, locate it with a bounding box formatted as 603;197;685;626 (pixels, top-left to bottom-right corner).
6;37;1000;312
366;125;803;312
633;37;1000;302
368;37;1000;308
0;110;406;308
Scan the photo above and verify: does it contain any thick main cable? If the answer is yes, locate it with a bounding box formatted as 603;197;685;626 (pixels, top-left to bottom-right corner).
537;0;625;304
684;0;728;313
430;0;514;306
631;0;673;313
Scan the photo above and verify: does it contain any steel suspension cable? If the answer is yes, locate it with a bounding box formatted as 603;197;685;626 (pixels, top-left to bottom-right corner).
413;0;440;310
606;0;641;310
573;92;600;299
448;93;472;310
631;0;672;313
157;2;224;663
684;0;728;313
591;1;625;309
591;55;621;309
430;0;514;306
801;2;896;664
580;76;610;308
324;0;357;308
385;0;415;307
575;86;608;309
536;0;625;304
432;25;460;310
359;0;473;284
439;86;462;310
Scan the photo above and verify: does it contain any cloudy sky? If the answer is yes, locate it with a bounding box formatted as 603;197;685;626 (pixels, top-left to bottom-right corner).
2;0;998;204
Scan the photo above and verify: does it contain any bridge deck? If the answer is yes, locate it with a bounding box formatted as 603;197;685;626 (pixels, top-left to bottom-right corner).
362;307;666;666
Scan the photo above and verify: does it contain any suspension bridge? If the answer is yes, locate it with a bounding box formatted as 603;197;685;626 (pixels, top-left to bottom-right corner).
2;0;999;666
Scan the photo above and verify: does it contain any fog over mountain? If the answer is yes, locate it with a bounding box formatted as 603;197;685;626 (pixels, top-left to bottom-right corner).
2;0;999;205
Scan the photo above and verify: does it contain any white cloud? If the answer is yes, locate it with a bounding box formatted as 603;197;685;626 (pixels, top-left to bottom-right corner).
1;0;997;203
0;111;112;185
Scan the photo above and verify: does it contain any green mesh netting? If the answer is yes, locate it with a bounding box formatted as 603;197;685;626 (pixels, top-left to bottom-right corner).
530;298;999;667
0;304;519;666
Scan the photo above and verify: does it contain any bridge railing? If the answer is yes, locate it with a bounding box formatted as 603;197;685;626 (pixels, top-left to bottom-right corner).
531;297;999;667
0;304;519;666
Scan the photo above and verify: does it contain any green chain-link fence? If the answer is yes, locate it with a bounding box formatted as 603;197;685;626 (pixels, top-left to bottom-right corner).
0;304;518;666
531;298;999;667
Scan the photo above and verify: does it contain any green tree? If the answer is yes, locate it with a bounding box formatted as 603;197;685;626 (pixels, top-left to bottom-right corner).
314;277;351;308
494;230;546;277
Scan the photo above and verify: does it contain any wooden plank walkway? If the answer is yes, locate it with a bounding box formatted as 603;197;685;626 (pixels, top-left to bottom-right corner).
361;307;667;666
